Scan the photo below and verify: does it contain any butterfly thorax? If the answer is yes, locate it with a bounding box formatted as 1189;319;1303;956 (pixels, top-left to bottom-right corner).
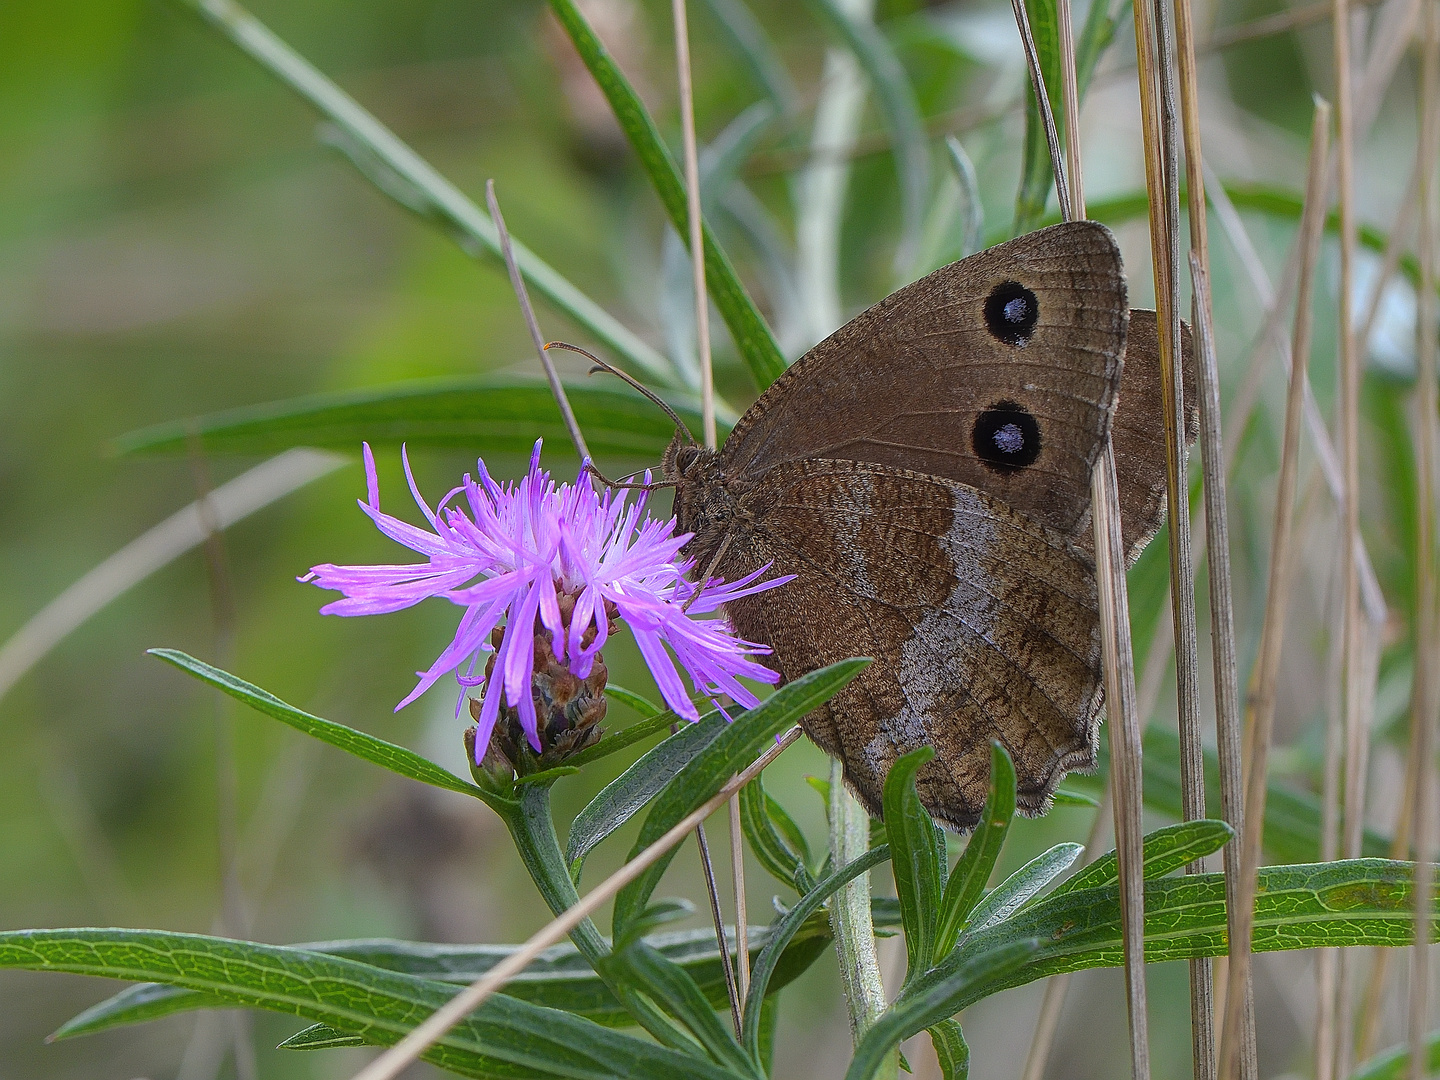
662;436;751;571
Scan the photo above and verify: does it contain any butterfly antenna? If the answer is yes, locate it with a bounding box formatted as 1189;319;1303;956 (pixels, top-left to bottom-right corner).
581;461;677;493
545;341;697;445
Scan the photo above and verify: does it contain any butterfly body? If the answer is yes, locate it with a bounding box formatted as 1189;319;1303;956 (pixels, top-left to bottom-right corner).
664;221;1194;830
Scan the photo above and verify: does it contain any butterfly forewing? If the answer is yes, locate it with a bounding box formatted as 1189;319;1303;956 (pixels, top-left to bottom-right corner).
719;220;1128;540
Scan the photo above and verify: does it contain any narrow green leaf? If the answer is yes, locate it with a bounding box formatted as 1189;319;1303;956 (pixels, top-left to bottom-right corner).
946;859;1440;1011
1012;0;1061;233
605;685;662;718
928;1019;969;1080
740;774;809;889
562;708;685;770
700;0;799;114
180;0;675;387
943;136;984;259
278;1023;366;1050
1052;819;1235;898
845;939;1040;1080
741;845;892;1060
806;0;930;273
965;843;1082;933
149;649;496;804
115;378;708;459
882;746;945;976
606;944;759;1077
567;710;728;872
612;658;871;936
1349;1029;1440;1080
545;0;787;390
54;924;832;1041
6;928;739;1080
933;744;1016;957
1051;787;1100;808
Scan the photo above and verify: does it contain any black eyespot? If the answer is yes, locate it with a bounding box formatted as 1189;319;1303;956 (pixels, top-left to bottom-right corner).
973;402;1041;471
984;280;1039;345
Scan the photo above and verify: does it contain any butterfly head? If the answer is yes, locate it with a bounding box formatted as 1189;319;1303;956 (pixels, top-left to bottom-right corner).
662;433;735;562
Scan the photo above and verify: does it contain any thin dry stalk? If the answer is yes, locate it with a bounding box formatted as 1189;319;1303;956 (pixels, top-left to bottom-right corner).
729;798;750;1001
670;0;747;1027
1132;0;1212;1066
1317;540;1347;1080
1218;97;1332;1080
1055;0;1085;216
347;727;804;1080
1409;3;1440;1074
1093;453;1153;1080
485;182;591;464
1331;0;1367;1063
1190;257;1258;1078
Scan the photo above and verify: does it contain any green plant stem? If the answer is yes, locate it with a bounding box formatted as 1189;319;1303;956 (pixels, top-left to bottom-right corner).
505;783;701;1054
828;760;894;1078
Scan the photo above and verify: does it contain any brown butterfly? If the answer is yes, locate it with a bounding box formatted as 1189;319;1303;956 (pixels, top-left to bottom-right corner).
662;221;1195;831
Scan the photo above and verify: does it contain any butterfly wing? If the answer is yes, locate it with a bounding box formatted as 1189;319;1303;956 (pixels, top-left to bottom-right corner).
719;220;1128;541
718;459;1103;830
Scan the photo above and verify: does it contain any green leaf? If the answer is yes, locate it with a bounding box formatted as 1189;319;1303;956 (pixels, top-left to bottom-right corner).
949;859;1440;1010
180;0;675;387
567;710;729;873
606;943;759;1077
846;938;1041;1080
740;773;811;890
47;924;833;1044
741;845;893;1059
1053;819;1235;898
805;0;930;274
1349;1029;1440;1080
612;658;871;937
545;0;787;391
115;377;708;459
965;843;1082;933
928;1019;969;1080
563;707;690;770
1012;0;1061;233
700;0;799;115
933;744;1016;957
278;1023;366;1050
149;649;498;805
1051;787;1100;808
613;899;697;953
882;746;945;976
7;928;740;1080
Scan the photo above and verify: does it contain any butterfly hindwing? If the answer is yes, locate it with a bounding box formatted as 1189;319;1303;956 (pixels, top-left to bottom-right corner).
715;459;1103;830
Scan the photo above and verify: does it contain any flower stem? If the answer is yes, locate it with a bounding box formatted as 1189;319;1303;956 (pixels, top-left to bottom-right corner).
506;782;699;1052
827;760;893;1079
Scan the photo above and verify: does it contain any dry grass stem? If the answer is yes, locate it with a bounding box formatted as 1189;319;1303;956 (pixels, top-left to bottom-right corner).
729;797;750;1002
1218;97;1331;1080
1132;0;1212;1064
1055;0;1085;216
1092;452;1152;1080
347;727;805;1080
1330;0;1366;1063
670;0;746;1029
485;180;591;464
1190;257;1258;1077
1409;3;1440;1074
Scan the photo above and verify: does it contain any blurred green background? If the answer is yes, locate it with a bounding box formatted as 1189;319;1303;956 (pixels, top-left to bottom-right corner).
0;0;1428;1077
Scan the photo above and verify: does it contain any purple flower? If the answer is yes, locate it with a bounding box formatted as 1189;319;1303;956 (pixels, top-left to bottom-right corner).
302;441;790;763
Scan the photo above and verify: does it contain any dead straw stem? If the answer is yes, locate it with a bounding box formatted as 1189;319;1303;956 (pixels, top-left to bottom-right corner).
1189;256;1257;1078
1409;3;1440;1075
1132;0;1212;1067
1218;96;1331;1080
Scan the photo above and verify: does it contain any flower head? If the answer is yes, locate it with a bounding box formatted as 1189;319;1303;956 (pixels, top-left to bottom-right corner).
302;441;789;764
